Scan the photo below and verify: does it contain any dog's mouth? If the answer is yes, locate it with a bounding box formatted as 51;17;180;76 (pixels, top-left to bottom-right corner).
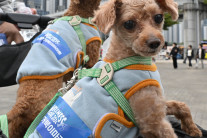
141;49;157;54
132;39;163;56
148;49;157;53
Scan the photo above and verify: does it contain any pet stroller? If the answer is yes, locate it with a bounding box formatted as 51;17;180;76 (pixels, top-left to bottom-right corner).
0;13;54;87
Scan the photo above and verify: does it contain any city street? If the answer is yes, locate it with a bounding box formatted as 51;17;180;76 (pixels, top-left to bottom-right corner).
0;60;207;129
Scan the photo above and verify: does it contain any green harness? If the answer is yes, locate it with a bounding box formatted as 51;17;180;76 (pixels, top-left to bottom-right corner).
0;15;96;138
0;115;8;137
78;56;152;126
24;16;97;138
52;15;97;64
24;56;152;138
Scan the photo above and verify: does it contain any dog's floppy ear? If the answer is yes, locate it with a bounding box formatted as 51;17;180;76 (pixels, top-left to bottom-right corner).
92;0;122;34
156;0;178;21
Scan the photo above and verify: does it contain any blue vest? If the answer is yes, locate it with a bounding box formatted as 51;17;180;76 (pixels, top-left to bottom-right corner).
16;19;101;83
28;60;164;138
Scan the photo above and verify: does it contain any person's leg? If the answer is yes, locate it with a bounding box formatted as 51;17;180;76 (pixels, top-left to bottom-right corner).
201;59;204;69
189;57;192;67
195;58;199;68
183;56;187;64
174;57;178;68
188;57;190;67
173;57;176;68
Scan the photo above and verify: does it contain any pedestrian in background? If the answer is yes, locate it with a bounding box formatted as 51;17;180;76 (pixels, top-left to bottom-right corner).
170;42;179;69
187;45;194;68
183;50;187;64
196;44;205;69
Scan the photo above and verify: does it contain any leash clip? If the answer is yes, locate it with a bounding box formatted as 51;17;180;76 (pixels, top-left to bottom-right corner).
97;63;114;86
59;68;79;94
88;17;95;26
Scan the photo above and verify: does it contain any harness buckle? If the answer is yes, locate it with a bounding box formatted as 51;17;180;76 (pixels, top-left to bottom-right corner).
83;55;90;65
97;63;114;86
69;15;81;26
88;17;95;26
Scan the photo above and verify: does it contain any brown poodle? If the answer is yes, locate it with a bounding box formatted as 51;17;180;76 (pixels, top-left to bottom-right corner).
92;0;202;137
6;0;101;137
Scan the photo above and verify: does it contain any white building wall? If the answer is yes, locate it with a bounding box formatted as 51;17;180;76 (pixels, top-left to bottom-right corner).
172;24;178;43
67;0;70;6
163;22;184;44
59;0;63;5
168;27;173;43
163;30;168;43
204;26;207;40
179;22;184;43
46;0;56;13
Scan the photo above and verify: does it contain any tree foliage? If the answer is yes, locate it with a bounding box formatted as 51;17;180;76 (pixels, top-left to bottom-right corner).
163;13;178;30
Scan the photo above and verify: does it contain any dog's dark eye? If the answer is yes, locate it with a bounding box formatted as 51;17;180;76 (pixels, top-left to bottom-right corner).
124;20;136;30
154;14;163;24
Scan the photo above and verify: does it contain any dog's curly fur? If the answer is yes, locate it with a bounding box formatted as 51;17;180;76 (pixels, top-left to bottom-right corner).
7;0;101;137
93;0;202;137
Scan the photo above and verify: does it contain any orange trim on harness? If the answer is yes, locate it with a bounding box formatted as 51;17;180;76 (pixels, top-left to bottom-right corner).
103;58;157;71
86;37;102;45
118;79;161;117
94;113;134;138
82;23;97;30
19;67;74;83
45;28;58;33
75;51;84;69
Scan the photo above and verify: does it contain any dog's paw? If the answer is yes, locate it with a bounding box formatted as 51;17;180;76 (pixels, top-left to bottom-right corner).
188;128;202;138
182;124;202;137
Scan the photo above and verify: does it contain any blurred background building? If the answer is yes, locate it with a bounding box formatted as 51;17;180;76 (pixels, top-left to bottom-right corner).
12;0;207;58
17;0;206;45
15;0;108;15
164;0;207;48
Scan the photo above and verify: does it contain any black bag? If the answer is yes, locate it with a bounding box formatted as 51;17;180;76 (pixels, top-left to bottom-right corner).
0;13;54;87
0;129;7;138
137;116;207;138
0;32;40;87
168;116;207;138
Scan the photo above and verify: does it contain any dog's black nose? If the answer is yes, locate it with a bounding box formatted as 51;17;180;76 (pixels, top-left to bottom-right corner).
147;39;161;49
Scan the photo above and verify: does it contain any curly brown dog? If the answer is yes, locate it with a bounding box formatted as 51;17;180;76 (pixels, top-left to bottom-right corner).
7;0;101;137
93;0;202;137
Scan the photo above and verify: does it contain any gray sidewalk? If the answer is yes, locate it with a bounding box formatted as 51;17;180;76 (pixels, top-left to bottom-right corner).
0;61;207;129
157;60;207;129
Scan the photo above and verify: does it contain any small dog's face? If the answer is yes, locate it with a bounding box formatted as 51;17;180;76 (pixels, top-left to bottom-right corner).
93;0;178;57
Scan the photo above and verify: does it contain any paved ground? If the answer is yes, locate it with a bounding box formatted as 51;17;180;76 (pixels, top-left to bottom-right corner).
157;60;207;129
0;60;207;129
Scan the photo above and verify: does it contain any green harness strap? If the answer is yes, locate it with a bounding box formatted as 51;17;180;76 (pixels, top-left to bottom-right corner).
24;56;151;137
52;15;96;64
23;16;95;137
24;92;63;138
0;115;8;137
78;56;152;126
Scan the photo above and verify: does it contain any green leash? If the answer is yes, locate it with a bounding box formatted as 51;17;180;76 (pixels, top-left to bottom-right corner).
51;15;95;64
78;56;152;126
24;56;151;137
24;92;63;138
0;115;9;137
23;16;96;137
